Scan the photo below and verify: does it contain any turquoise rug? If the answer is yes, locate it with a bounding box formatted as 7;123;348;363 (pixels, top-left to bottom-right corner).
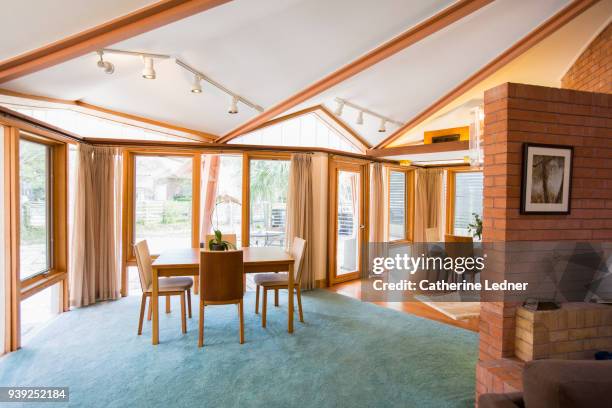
0;290;478;407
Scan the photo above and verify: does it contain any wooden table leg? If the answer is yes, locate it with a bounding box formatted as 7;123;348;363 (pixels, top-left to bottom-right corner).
152;267;160;345
287;263;294;333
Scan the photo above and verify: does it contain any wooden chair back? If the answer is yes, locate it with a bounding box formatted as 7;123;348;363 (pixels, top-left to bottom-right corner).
134;240;153;292
290;237;307;284
204;234;237;250
200;250;244;303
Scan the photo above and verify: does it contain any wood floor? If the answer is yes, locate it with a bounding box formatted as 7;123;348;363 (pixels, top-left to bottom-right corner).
327;280;479;332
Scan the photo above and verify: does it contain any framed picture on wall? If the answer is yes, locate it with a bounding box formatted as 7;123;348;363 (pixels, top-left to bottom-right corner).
520;143;573;214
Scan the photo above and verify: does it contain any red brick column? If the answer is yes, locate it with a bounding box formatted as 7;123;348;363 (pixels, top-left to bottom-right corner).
476;82;612;401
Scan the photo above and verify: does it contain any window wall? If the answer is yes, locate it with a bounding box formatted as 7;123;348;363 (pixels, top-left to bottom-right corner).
387;168;413;242
19;139;52;280
248;158;290;247
2;126;69;351
134;155;194;254
447;170;483;239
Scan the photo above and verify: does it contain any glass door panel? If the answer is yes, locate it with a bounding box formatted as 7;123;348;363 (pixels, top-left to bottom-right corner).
336;170;361;277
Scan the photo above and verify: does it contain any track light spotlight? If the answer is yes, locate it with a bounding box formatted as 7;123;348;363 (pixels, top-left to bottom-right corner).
96;52;114;74
356;110;364;125
228;96;239;114
334;100;344;116
191;75;202;93
378;118;387;133
141;56;156;79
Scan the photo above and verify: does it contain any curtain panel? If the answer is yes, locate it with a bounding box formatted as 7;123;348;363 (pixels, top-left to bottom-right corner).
285;154;314;290
70;145;122;307
369;162;386;242
200;154;221;245
414;168;444;243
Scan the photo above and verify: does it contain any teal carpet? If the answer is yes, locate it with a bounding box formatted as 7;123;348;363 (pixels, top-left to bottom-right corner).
0;290;478;407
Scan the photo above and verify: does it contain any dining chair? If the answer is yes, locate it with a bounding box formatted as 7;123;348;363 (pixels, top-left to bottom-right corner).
253;237;306;328
198;249;245;347
444;234;475;283
133;240;193;335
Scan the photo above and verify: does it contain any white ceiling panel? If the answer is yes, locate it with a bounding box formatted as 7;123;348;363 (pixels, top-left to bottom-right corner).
0;0;157;61
2;0;454;135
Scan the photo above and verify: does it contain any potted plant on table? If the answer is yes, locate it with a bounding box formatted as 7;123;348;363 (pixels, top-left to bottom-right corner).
208;229;236;251
467;213;482;241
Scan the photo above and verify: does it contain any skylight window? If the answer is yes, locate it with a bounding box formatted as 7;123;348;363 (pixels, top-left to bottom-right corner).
229;112;363;154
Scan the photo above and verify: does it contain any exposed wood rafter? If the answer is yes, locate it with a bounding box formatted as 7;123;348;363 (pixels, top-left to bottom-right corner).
216;0;494;144
367;140;469;157
373;0;601;150
0;0;231;83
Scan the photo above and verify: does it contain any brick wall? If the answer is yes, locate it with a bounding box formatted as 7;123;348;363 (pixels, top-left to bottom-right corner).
477;82;612;400
561;22;611;94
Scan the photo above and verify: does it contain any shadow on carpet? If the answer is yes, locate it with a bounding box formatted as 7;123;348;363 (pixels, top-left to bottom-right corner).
0;290;478;408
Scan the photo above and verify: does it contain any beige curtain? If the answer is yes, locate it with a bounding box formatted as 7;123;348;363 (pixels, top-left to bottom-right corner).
369;162;386;242
200;154;220;244
70;145;122;307
414;168;444;243
285;154;314;290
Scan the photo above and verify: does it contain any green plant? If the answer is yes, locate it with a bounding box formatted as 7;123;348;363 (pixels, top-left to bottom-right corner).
467;213;482;240
208;229;236;251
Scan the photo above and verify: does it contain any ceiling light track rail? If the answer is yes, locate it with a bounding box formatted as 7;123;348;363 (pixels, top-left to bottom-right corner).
175;59;264;112
96;48;264;114
334;98;404;127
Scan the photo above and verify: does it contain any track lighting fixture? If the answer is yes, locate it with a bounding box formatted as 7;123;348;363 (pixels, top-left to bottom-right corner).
356;110;364;125
96;52;114;74
333;98;403;131
94;49;265;113
378;118;387;133
228;96;239;114
191;75;202;93
334;100;345;116
141;56;156;79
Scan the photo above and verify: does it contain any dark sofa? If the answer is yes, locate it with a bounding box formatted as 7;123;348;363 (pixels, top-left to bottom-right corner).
479;360;612;408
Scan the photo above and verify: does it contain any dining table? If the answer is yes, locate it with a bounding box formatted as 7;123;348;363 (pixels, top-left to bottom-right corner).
150;246;295;345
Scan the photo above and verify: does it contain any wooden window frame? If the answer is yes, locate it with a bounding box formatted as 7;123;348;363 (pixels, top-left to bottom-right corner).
327;155;370;286
445;167;483;236
121;149;201;296
242;152;291;248
3;125;69;352
385;165;414;243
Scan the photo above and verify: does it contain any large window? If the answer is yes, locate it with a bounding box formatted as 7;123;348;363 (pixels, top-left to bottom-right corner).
207;155;243;246
134;155;193;254
249;159;290;247
388;170;407;241
19;139;51;280
452;171;483;238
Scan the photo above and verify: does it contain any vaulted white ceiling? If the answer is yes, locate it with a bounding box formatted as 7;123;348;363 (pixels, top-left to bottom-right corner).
0;0;601;148
1;0;157;61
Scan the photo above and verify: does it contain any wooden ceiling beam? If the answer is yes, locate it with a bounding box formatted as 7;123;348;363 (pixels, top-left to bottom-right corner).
367;140;469;157
373;0;600;149
216;0;493;143
0;0;231;83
